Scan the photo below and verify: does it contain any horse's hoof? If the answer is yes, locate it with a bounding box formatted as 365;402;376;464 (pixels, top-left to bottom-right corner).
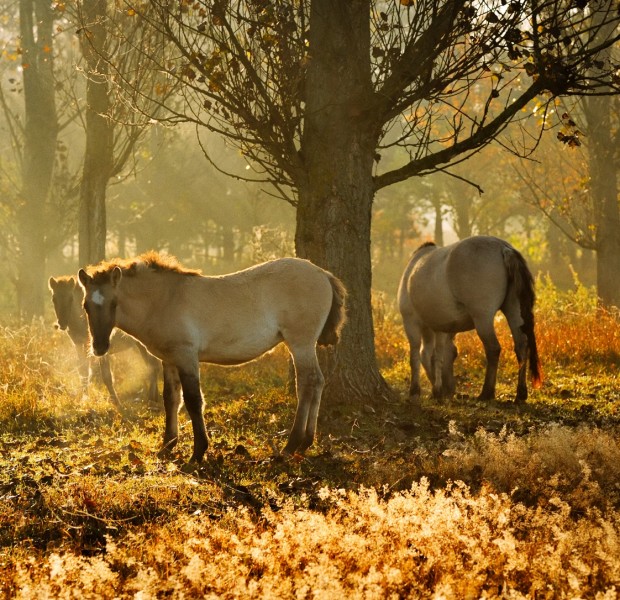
180;460;200;474
515;389;528;404
408;395;422;411
281;444;297;456
157;446;175;460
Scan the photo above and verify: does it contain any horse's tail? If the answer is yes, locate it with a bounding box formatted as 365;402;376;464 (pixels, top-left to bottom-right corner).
503;245;543;388
318;273;348;347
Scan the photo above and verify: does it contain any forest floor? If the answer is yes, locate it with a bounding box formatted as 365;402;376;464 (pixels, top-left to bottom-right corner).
1;285;619;598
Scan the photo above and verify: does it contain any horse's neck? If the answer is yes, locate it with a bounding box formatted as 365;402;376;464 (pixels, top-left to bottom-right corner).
67;290;88;344
115;275;157;339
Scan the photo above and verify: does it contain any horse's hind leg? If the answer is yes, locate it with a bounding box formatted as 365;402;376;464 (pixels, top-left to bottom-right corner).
502;303;529;403
474;316;501;401
159;362;183;458
99;356;122;410
283;348;324;455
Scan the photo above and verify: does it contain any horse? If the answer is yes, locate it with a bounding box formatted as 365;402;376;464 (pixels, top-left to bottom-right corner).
397;236;542;404
77;251;347;466
49;275;161;410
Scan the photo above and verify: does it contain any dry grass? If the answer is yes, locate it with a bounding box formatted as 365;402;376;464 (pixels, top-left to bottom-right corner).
1;283;620;598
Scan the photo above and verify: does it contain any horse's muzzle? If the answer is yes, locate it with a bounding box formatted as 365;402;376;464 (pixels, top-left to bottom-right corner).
92;341;110;356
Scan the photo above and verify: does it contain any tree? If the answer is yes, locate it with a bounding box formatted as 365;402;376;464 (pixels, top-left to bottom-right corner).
515;96;620;306
74;0;176;266
114;0;620;402
15;0;59;318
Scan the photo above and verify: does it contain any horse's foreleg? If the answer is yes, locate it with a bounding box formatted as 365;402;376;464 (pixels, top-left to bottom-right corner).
403;321;423;401
431;333;447;400
441;335;458;399
474;318;501;401
76;346;90;398
177;365;208;465
283;351;324;455
138;345;161;406
159;362;182;459
146;358;161;407
99;355;122;411
420;329;436;397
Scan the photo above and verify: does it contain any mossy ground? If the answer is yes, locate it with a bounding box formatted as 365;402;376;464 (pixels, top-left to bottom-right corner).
1;291;619;598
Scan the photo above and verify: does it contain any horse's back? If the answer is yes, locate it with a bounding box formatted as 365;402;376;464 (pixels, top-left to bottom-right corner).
179;258;336;363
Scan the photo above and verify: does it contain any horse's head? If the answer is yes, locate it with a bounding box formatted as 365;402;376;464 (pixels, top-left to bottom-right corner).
48;276;81;331
78;267;122;356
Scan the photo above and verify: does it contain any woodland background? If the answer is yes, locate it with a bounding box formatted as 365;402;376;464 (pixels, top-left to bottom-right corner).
1;1;620;597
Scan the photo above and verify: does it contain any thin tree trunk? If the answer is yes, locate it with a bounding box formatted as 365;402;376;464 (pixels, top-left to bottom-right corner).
584;94;620;308
296;0;392;403
78;0;113;266
580;1;620;309
16;0;58;319
432;197;444;246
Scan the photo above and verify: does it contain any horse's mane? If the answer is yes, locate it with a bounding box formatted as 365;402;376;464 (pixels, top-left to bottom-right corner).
416;241;437;251
85;251;202;281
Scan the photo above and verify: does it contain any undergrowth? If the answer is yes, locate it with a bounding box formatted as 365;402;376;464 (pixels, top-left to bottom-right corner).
1;281;619;598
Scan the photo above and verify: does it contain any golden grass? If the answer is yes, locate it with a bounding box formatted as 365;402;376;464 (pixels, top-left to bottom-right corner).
1;283;620;598
9;482;620;599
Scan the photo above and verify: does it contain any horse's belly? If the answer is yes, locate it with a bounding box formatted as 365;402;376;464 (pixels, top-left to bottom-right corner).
198;332;283;366
420;306;474;333
434;317;474;333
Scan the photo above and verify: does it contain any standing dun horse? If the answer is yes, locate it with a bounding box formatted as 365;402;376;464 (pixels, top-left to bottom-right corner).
398;236;542;403
78;251;346;466
49;275;161;410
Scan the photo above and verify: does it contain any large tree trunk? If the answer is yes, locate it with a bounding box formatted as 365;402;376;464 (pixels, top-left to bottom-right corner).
16;0;58;319
296;0;392;403
78;0;113;266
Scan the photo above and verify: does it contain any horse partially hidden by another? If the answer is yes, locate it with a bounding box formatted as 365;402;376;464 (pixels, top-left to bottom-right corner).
77;251;347;466
49;275;161;410
398;236;542;403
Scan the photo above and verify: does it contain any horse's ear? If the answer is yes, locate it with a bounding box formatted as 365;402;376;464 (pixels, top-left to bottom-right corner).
111;266;122;287
48;277;57;291
78;269;91;288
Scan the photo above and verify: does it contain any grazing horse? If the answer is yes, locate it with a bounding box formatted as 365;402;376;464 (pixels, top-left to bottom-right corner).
49;275;160;409
398;236;542;403
77;251;347;466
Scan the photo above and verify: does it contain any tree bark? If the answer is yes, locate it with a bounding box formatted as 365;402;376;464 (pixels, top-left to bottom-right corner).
583;94;620;308
78;0;113;266
296;0;392;403
16;0;58;319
